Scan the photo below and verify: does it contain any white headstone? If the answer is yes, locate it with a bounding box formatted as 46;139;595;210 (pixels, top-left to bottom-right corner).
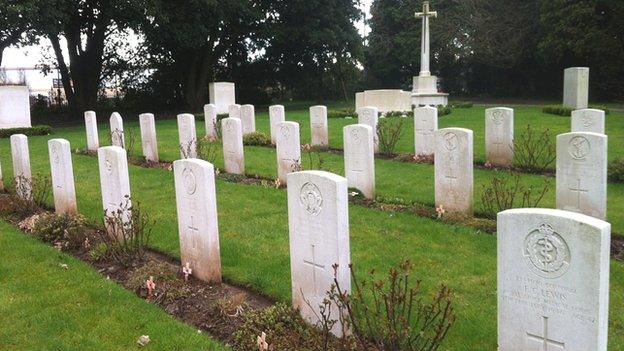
48;139;77;214
563;67;589;110
358;106;379;152
139;113;159;163
485;107;514;167
556;132;607;220
310;105;328;148
0;86;31;129
269;105;285;145
204;104;218;141
241;104;256;135
276;122;301;184
177;113;197;159
228;104;242;119
98;146;132;236
287;170;350;337
109;112;125;148
414;106;438;156
434;128;473;215
84;111;99;152
571;109;605;134
221;117;245;174
173;158;221;283
343;124;375;199
497;208;610;351
208;82;236;114
10;134;31;199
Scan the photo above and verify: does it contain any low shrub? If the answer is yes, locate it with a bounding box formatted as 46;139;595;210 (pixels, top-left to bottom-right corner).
9;174;51;217
608;158;624;183
328;109;356;119
377;117;406;156
383;110;410;118
450;101;474;108
215;114;228;140
197;137;219;163
543;104;611;116
32;212;87;250
514;124;556;173
0;125;52;138
243;131;271;146
438;105;452;116
480;172;550;219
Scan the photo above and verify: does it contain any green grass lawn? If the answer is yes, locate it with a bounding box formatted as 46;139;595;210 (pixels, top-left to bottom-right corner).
0;221;226;350
0;103;623;350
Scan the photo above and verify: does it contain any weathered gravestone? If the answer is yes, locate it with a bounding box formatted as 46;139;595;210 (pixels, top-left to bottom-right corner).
309;105;328;148
414;106;438;156
276;122;301;184
98;146;132;237
241;104;256;135
571;109;605;134
269;105;285;145
173;158;222;283
485;107;514;167
139;113;159;163
178;114;197;159
563;67;589;110
556;132;607;220
84;111;99;152
497;208;610;351
208;82;236;114
434;128;473;215
109;112;125;148
287;170;350;337
221;117;245;174
358;106;379;152
204;104;218;141
48;139;77;214
10;134;32;199
343;124;375;199
228;104;242;119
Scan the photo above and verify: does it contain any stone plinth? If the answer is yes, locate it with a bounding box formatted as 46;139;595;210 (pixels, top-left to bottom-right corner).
0;86;31;129
411;75;448;107
355;90;412;113
209;82;236;114
563;67;589;110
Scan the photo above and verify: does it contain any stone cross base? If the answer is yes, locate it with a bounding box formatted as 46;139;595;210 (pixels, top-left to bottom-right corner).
412;75;448;107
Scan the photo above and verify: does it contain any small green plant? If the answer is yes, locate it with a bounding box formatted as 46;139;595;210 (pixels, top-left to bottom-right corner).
450;101;473;108
383;110;410;118
243;131;271;146
10;174;51;217
480;172;550;218
328;109;356;119
377;117;405;157
0;125;52;138
608;158;624;183
215;113;228;140
301;144;328;171
31;212;87;250
437;105;452;116
197;137;218;163
542;105;573;116
101;197;153;266
514;125;557;173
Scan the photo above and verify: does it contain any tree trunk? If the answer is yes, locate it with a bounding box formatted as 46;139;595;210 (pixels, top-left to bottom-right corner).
178;46;213;111
0;47;4;67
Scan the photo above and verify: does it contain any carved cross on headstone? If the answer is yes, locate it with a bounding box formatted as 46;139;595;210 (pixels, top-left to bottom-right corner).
526;316;565;351
303;244;325;295
569;178;588;209
186;215;201;261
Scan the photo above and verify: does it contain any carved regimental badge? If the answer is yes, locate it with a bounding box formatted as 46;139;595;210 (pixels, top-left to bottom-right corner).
299;182;323;216
182;167;197;195
523;224;571;279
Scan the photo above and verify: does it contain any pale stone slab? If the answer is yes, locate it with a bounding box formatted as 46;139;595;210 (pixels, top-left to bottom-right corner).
310;105;328;148
571;109;605;134
269;105;285;145
84;111;99;152
287;170;350;337
209;82;236;114
228;104;242;119
358;106;379;152
48;139;77;214
173;158;221;283
343;124;375;199
276;122;301;184
97;146;132;235
0;86;31;129
563;67;589;109
221;117;244;174
434;128;473;214
10;134;31;199
241;104;256;134
556;132;607;220
497;208;610;351
139;113;159;162
204;104;218;141
414;106;438;156
355;89;412;113
177;114;197;159
485;107;514;166
109;112;125;148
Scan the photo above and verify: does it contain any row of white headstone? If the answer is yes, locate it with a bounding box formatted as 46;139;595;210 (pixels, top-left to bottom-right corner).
4;127;612;349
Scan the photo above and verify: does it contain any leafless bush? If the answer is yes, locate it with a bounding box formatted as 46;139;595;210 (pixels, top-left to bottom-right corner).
480;172;550;218
514;125;556;173
179;139;198;159
197;137;218;163
377;118;405;157
11;174;51;216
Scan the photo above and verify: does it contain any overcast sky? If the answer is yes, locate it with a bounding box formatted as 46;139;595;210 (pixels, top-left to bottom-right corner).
1;0;373;91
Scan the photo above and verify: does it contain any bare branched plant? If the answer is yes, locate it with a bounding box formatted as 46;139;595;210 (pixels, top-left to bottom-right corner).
480;172;550;218
179;139;198;159
11;174;51;216
301;144;328;171
197;137;218;163
514;125;556;173
377;118;405;157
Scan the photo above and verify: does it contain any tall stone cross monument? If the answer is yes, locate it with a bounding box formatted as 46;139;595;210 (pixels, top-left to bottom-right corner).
412;1;448;107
